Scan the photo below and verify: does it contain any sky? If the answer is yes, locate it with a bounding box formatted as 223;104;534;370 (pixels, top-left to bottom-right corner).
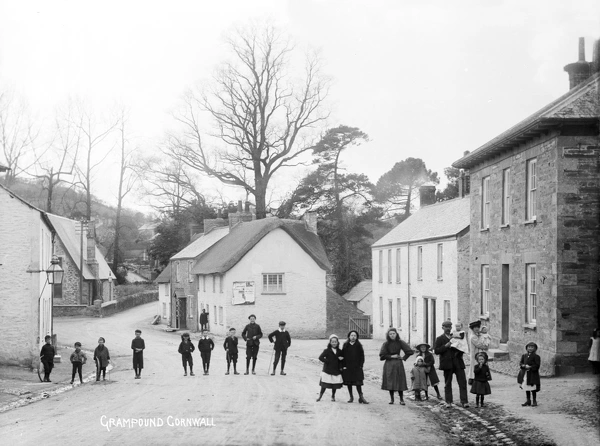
1;0;599;213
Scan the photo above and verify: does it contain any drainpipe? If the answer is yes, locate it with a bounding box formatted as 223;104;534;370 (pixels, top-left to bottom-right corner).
407;242;411;346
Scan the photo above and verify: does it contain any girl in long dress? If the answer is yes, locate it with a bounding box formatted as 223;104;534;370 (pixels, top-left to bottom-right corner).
342;330;369;404
379;328;413;405
317;334;344;402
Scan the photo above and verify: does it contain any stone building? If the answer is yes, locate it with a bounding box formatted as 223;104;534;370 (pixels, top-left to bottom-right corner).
0;184;54;366
46;214;113;316
452;38;600;375
371;191;470;345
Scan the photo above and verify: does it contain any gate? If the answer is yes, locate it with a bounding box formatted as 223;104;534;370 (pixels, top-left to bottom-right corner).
349;316;371;338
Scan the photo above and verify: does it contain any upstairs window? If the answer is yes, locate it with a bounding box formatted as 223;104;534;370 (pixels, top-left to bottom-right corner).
437;243;443;280
526;264;537;324
481;176;490;229
395;248;401;283
502;168;511;225
417;246;423;280
481;265;490;316
387;249;392;283
378;250;383;283
263;273;284;293
526;159;537;221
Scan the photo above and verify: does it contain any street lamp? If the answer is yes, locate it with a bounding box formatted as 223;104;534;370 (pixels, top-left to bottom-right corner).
108;270;113;301
46;255;64;350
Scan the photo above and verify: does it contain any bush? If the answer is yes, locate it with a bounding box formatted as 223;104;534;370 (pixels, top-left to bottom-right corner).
115;283;157;300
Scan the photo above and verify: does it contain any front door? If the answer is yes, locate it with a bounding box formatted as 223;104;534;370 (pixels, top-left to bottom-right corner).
501;265;510;343
423;298;429;344
177;297;187;329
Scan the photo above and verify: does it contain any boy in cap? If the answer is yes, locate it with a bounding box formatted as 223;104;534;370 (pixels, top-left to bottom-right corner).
268;321;292;375
70;342;87;384
198;329;215;375
224;327;239;375
40;335;56;382
131;329;145;379
242;314;263;375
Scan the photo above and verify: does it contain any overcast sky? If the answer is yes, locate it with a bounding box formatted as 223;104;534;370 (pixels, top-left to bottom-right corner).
1;0;599;212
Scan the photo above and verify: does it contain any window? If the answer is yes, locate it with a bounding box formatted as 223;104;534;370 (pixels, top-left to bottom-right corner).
396;297;402;328
443;300;451;322
387;250;392;283
388;300;393;327
526;264;537;324
417;246;423;280
395;248;401;283
188;260;193;282
219;275;224;293
379;296;383;326
263;273;284;293
218;306;224;325
378;250;383;283
52;256;63;299
526;159;537;221
437;243;443;280
502;168;511;225
202;275;206;292
481;265;490;316
212;275;216;293
214;305;217;324
481;176;490;229
175;262;180;282
411;296;417;330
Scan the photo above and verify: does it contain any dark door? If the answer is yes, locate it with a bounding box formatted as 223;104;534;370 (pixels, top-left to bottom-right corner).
177;297;187;329
423;298;429;345
501;265;510;343
431;299;436;345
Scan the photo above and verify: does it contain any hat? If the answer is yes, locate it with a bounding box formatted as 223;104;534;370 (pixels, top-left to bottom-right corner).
476;351;489;361
135;329;142;334
415;343;430;350
347;330;359;339
98;337;105;342
248;314;256;320
469;321;482;330
525;342;538;352
329;334;339;341
442;321;453;327
279;321;286;326
414;356;425;364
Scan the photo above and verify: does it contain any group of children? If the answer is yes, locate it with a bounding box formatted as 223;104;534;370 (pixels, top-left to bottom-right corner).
40;330;146;385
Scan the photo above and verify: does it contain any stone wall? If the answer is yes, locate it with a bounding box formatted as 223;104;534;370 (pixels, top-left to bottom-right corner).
85;290;158;318
456;229;471;329
326;288;368;339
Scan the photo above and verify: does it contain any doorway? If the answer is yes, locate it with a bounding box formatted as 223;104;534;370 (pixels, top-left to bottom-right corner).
501;265;510;343
177;297;187;329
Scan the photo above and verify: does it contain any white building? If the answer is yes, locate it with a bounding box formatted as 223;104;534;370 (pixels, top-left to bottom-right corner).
371;195;470;346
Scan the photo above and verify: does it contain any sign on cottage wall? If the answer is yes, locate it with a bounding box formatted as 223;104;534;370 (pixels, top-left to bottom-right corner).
232;281;255;305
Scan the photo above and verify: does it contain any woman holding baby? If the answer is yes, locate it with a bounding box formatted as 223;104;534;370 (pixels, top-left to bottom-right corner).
468;320;490;383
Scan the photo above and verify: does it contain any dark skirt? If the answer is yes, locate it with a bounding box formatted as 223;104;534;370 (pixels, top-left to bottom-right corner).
381;359;408;391
342;367;364;386
427;367;440;386
470;381;491;395
133;352;144;369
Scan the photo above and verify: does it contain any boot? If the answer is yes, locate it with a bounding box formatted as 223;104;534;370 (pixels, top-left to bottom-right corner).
522;400;531;406
532;400;538;407
347;396;354;403
358;394;369;404
280;368;286;376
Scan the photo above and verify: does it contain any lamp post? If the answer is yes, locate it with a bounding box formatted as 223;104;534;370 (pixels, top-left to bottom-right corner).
108;270;113;301
46;255;64;350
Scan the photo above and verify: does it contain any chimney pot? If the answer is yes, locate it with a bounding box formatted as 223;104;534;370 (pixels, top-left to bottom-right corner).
564;37;591;89
419;185;437;207
578;37;585;61
237;200;243;212
244;201;250;212
463;150;470;156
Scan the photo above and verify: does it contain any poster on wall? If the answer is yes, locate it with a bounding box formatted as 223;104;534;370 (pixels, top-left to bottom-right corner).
232;281;255;305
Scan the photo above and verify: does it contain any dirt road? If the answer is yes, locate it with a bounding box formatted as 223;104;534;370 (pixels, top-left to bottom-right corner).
0;304;446;446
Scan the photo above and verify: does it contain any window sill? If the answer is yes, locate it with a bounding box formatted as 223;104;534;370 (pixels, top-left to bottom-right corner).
261;292;286;295
500;224;510;229
480;227;489;233
522;323;537;330
524;219;537;226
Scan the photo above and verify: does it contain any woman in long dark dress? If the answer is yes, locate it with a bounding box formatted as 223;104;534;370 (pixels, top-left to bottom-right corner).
342;330;369;404
317;334;344;402
379;328;413;405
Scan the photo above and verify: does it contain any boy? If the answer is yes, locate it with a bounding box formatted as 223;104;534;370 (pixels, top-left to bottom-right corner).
450;322;470;354
242;314;263;375
70;342;87;384
178;333;195;376
224;328;239;375
268;321;291;375
198;330;215;375
40;335;56;382
131;329;145;379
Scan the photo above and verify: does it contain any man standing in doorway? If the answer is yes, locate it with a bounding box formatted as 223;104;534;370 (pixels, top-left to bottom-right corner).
434;320;469;408
242;314;263;375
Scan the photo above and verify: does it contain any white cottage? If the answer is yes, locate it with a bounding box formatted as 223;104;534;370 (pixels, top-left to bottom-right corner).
0;184;55;366
371;195;470;346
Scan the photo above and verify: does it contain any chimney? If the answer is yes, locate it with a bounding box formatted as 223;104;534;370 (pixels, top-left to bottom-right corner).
419;185;436;207
86;220;99;278
229;200;254;228
302;212;318;234
188;222;202;239
564;37;591;89
592;39;600;74
204;216;227;234
458;170;471;198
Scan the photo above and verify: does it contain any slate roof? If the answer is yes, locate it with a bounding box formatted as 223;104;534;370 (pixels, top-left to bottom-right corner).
154;267;171;283
343;280;372;303
191;217;332;275
453;73;600;169
171;226;229;260
46;213;112;280
0;183;55;240
372;197;470;247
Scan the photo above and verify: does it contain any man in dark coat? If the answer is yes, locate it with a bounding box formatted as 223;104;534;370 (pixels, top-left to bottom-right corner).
268;321;292;376
40;335;56;382
242;314;263;375
434;320;469;408
199;309;209;331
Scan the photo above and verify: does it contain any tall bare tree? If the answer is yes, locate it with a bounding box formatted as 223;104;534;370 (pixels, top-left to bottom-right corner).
72;102;119;219
167;24;329;219
0;90;38;185
112;109;139;272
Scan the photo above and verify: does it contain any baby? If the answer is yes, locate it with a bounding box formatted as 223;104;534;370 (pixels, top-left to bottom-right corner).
450;323;470;354
480;326;491;345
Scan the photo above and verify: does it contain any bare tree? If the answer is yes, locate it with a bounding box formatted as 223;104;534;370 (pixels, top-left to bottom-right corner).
112;108;139;272
71;102;119;219
0;90;38;185
167;24;329;219
32;104;82;212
